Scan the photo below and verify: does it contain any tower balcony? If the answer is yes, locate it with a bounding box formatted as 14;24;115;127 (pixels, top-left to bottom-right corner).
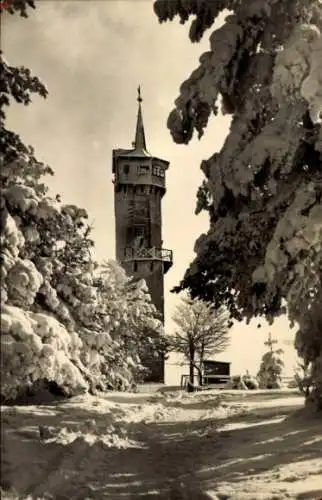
124;246;173;273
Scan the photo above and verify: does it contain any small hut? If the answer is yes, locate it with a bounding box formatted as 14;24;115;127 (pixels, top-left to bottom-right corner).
202;360;231;386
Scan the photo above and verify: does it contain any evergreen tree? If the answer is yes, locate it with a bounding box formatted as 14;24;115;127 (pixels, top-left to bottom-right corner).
154;0;322;409
257;333;284;389
99;261;168;385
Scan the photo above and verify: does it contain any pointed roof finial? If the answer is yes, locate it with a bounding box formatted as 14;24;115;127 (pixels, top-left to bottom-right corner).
134;85;146;150
137;85;142;103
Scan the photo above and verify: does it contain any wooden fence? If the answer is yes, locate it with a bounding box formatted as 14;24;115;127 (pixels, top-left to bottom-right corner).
180;374;295;391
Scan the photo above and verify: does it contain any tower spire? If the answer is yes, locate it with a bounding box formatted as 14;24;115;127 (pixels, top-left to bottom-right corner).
134;85;147;150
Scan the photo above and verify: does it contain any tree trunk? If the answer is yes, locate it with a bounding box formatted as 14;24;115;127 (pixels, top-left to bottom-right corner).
306;348;322;411
199;340;205;386
294;292;322;412
193;363;203;386
188;344;195;393
188;360;194;392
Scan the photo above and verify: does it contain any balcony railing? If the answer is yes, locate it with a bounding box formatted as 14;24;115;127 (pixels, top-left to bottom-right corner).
124;247;172;261
124;246;173;272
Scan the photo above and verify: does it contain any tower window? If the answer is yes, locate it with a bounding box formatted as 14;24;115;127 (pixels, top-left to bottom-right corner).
123;164;130;175
138;164;150;175
152;166;165;177
133;226;145;239
134;262;138;272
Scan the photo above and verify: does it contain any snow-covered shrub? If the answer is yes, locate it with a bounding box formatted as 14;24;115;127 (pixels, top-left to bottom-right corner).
1;304;88;400
98;261;167;385
257;348;284;389
226;375;248;390
242;373;259;390
226;372;259;390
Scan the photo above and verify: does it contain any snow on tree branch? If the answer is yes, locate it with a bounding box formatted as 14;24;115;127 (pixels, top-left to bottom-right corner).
169;295;230;387
156;0;322;410
272;22;322;124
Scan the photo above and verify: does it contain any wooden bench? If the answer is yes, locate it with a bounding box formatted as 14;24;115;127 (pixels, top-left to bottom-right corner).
180;374;231;391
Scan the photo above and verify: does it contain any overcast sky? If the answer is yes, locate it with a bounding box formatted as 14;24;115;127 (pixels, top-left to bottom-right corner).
4;0;299;380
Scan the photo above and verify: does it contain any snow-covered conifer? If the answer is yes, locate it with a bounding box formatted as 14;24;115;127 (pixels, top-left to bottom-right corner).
154;0;322;410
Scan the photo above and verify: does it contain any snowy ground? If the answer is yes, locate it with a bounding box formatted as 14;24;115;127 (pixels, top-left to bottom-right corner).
1;389;322;500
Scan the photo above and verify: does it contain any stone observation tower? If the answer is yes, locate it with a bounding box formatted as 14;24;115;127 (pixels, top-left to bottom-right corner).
112;87;173;383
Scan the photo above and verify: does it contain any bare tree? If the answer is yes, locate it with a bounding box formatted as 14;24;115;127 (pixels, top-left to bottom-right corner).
170;295;230;391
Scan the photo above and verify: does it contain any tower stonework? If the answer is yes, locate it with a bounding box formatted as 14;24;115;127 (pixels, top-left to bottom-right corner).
112;87;173;383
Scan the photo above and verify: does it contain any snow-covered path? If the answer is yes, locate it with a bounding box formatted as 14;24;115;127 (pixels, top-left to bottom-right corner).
1;390;322;500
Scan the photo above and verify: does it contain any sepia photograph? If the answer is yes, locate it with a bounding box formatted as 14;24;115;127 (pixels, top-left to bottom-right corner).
1;0;322;499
